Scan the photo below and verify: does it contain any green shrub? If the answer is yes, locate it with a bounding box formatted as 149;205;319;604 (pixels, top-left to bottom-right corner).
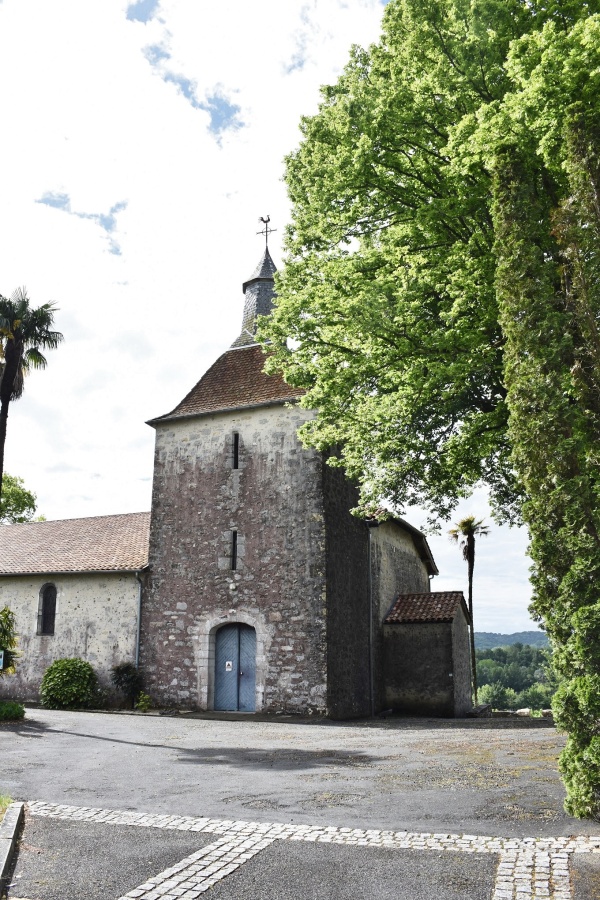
515;683;555;711
0;700;25;721
135;691;152;712
477;681;506;709
478;682;517;709
40;658;97;709
111;662;144;708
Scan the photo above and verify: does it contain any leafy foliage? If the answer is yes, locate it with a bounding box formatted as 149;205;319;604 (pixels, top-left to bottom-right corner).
260;0;555;525
135;691;152;712
475;631;549;650
478;683;518;710
0;288;63;509
40;658;97;710
0;606;19;676
0;473;38;524
0;701;25;721
111;662;144;709
477;644;556;709
484;16;600;817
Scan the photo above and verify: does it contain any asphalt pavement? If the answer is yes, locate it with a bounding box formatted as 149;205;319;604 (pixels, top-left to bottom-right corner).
1;709;599;898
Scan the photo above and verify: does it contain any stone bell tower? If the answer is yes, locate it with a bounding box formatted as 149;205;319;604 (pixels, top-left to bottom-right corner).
139;243;435;718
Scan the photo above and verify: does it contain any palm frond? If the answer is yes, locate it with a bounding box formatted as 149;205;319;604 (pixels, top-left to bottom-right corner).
22;348;48;370
9;287;29;305
0;290;63;403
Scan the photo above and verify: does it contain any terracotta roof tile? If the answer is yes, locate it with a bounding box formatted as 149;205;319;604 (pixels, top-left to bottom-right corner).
0;512;150;575
385;592;468;624
151;344;304;423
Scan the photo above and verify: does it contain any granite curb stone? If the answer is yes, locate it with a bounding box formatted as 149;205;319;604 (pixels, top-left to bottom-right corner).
0;802;24;890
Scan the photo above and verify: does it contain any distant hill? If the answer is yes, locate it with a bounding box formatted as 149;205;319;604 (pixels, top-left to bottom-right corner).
475;631;549;649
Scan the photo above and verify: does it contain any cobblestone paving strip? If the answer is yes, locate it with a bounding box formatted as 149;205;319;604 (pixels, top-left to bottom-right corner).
27;802;600;899
117;835;275;899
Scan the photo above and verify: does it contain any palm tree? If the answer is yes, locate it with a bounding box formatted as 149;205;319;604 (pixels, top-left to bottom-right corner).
0;288;63;507
449;515;490;707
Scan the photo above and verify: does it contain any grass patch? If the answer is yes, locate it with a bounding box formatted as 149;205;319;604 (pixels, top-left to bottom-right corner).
0;794;12;821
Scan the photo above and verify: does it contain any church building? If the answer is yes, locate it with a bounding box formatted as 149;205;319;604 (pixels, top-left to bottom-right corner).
138;247;470;718
0;246;473;718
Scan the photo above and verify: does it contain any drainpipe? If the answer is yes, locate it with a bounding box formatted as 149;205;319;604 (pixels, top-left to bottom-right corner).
365;519;380;717
134;570;144;668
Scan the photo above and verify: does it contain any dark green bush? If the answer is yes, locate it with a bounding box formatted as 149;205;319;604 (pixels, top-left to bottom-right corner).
0;700;25;721
111;662;144;708
40;658;97;709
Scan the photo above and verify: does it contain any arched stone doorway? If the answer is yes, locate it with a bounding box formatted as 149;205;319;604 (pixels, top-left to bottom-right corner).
214;623;256;712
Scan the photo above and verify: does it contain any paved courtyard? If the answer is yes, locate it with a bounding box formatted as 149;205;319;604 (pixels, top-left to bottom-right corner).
2;709;600;898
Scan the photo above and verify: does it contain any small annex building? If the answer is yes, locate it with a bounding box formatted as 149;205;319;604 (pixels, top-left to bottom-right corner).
0;513;149;700
383;591;472;717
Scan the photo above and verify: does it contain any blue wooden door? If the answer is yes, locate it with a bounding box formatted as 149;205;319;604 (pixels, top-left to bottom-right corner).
214;624;256;712
238;625;256;712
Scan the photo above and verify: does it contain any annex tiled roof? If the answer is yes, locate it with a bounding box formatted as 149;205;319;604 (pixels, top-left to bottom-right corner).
0;512;150;575
150;344;304;424
385;592;469;624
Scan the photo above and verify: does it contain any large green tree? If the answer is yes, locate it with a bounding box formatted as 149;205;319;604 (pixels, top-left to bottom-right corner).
0;289;63;507
483;17;600;816
0;473;38;524
261;0;600;814
262;0;557;525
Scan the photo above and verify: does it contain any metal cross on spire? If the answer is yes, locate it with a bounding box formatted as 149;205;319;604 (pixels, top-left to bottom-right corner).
257;215;276;247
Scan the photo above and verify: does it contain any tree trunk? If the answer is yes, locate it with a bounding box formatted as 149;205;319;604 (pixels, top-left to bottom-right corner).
0;397;8;509
0;336;22;509
467;533;478;706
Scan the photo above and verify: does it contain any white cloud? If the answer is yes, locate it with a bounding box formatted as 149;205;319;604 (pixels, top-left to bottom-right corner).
0;0;534;632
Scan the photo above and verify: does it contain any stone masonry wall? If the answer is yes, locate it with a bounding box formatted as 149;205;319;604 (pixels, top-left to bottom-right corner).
322;462;370;719
140;403;328;713
371;522;431;711
0;572;140;700
452;605;473;715
383;621;455;716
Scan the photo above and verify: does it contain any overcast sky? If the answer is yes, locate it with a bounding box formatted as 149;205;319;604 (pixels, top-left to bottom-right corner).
0;0;539;634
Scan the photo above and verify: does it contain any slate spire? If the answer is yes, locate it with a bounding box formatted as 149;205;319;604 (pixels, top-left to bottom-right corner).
230;247;277;348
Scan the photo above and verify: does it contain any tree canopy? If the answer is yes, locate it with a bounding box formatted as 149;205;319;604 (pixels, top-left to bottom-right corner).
261;0;599;526
261;0;600;815
0;473;38;524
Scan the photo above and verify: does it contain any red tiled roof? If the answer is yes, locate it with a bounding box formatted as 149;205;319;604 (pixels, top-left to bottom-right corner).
0;512;150;575
150;344;304;423
385;592;468;624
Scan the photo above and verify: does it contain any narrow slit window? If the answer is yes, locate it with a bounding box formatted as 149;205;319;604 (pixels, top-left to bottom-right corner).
231;530;238;570
233;432;239;469
38;584;57;635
